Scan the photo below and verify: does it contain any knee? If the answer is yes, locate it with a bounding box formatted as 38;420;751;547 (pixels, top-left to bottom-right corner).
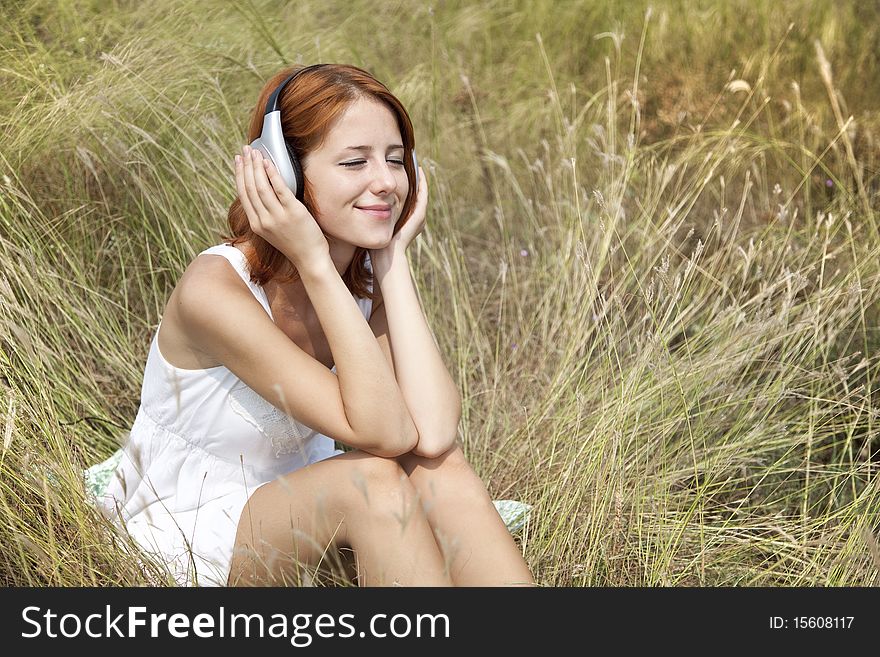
410;445;491;503
345;453;415;516
433;444;472;472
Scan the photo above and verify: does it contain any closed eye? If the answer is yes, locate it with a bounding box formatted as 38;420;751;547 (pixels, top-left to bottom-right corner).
339;158;406;168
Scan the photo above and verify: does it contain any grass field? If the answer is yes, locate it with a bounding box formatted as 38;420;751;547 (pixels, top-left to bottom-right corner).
1;0;879;586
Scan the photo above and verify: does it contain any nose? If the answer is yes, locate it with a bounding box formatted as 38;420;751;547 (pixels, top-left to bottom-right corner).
369;159;398;195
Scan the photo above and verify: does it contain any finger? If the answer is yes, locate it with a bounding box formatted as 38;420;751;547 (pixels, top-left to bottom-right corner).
241;146;266;218
250;149;285;215
262;156;298;208
415;166;429;208
235;152;258;222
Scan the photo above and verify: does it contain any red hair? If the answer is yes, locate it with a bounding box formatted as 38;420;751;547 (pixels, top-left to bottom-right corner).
221;64;418;300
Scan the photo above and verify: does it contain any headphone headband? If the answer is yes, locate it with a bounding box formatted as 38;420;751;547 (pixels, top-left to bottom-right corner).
249;65;329;200
264;64;327;115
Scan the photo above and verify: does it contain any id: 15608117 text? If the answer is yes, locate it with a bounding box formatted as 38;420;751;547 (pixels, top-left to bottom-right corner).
769;616;854;630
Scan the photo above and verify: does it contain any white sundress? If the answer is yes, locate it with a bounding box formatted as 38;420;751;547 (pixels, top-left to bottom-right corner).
98;243;372;586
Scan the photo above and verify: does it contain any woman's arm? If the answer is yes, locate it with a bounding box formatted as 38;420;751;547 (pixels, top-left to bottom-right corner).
299;255;419;454
369;172;461;458
178;256;418;457
179;147;418;456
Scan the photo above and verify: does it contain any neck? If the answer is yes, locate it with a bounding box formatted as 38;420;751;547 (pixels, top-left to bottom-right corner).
262;238;357;319
327;237;358;277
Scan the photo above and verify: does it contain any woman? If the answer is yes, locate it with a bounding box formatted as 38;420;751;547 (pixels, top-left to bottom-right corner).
100;64;534;587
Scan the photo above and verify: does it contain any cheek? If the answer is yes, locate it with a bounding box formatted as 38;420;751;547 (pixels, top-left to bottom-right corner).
308;182;343;216
396;172;411;199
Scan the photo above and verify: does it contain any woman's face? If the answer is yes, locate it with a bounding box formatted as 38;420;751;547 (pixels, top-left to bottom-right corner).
302;96;409;250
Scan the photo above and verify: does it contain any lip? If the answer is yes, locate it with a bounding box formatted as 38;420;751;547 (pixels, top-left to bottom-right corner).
356;205;393;219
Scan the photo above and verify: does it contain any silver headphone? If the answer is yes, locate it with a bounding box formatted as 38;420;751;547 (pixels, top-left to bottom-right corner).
250;64;419;201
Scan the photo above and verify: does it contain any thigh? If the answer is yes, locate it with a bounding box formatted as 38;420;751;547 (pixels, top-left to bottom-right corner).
227;449;404;586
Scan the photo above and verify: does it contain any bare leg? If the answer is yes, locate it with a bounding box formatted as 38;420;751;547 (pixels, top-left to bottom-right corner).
398;445;535;586
227;450;452;586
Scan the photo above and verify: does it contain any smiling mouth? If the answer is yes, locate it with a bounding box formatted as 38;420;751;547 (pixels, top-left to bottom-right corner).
357;206;393;219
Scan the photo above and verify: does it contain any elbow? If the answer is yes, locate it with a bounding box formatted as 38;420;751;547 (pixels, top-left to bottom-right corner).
413;406;461;459
411;438;455;460
412;419;461;459
386;427;419;457
363;417;419;458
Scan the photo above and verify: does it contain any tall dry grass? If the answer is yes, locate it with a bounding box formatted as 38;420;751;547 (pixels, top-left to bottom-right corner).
1;0;879;586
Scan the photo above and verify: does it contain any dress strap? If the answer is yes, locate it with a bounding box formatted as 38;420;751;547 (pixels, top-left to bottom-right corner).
197;244;274;320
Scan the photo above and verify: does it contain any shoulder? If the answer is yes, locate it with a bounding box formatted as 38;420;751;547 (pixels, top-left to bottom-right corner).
177;252;243;304
173;250;269;339
156;249;263;368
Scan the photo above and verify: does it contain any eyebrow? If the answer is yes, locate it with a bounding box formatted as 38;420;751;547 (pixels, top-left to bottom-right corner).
342;144;405;153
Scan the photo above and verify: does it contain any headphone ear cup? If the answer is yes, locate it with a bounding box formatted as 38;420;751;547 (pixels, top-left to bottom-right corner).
250;109;303;199
286;143;305;201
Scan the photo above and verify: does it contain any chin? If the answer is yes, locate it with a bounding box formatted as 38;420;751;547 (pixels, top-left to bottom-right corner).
358;238;393;251
353;231;394;250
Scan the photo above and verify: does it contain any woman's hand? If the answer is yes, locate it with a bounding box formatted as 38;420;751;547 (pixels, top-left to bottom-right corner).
371;166;428;263
235;145;330;271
